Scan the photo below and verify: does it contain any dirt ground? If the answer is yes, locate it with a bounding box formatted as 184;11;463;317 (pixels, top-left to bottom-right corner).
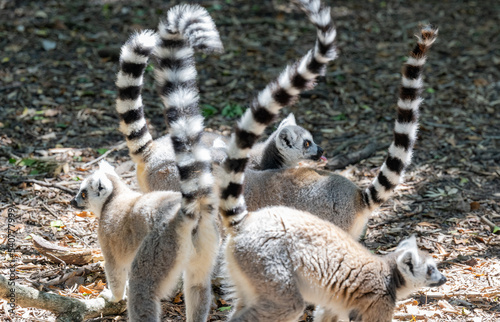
1;0;499;321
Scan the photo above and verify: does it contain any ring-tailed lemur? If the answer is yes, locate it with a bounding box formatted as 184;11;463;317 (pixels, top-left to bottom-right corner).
236;23;436;238
72;5;222;320
124;5;221;322
219;19;443;321
114;4;224;193
71;159;181;302
115;18;324;193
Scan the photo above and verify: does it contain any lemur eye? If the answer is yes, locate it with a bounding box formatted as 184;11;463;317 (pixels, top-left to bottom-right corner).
427;265;434;275
81;192;86;199
304;140;311;148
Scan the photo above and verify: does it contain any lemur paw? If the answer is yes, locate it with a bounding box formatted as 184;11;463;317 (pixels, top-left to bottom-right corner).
99;288;125;303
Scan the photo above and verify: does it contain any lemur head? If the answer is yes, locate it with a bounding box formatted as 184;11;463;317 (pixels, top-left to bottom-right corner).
71;160;118;217
275;113;325;165
394;235;447;298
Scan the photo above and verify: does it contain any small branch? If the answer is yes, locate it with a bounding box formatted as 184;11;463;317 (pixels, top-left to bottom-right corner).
41;203;59;218
424;291;500;299
326;142;388;170
82;142;126;169
23;179;76;195
480;215;499;233
393;313;433;320
31;235;96;266
0;274;126;322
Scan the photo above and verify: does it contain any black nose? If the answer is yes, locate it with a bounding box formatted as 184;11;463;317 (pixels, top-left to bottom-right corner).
312;146;324;160
70;198;78;208
430;275;447;287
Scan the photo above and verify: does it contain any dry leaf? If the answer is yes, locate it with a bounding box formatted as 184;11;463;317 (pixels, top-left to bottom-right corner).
75;211;94;217
78;285;95;294
173;292;183;303
417;221;435;227
470;201;480;210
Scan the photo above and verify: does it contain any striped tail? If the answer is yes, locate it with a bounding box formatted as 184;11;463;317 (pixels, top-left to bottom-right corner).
218;0;338;226
363;26;438;209
155;3;223;125
115;30;159;163
155;4;223;218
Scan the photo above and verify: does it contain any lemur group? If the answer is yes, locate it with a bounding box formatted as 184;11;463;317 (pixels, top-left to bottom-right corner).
70;1;445;321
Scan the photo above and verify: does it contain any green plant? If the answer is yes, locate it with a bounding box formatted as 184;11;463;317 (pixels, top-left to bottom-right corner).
221;103;245;118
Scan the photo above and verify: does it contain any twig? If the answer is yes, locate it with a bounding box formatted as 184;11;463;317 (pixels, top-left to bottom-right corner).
393;313;433;320
23;179;76;195
480;216;498;233
41;203;58;218
0;274;126;322
424;291;500;299
326;142;389;170
82;141;126;168
31;235;95;266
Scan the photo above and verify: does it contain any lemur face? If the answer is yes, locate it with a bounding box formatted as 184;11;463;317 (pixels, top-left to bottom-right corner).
396;236;447;292
71;161;117;216
275;113;325;163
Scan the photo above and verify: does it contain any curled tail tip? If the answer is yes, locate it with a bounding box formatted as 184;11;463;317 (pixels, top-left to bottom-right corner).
417;24;438;46
161;3;224;54
125;29;158;51
297;0;333;30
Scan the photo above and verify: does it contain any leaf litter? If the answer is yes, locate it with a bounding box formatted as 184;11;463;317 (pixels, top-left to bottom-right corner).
1;0;499;321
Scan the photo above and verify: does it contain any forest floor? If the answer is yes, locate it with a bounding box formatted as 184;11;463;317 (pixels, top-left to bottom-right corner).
1;0;499;321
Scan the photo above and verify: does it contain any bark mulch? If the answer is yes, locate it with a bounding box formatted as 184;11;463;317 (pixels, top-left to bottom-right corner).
1;0;499;321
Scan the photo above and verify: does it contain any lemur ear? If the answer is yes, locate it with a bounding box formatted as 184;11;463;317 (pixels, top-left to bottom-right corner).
397;235;418;251
98;160;117;176
277;113;296;130
278;128;294;148
397;249;420;275
90;177;102;192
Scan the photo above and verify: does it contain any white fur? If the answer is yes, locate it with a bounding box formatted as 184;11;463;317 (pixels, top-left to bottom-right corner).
116;72;143;88
397;98;423;110
278;68;300;95
212;137;226;149
181;173;214;195
154;46;194;60
379;164;401;186
133;30;159;49
126;132;153;153
394;122;418;140
120;47;148;65
256;87;282;115
160;86;198;109
401;77;423;88
318;28;337;45
170;116;205;140
176;146;212;167
388;143;413;165
238;110;267;135
155;65;197;85
372;179;393;200
115;97;143;114
219;194;245;212
406;57;426;66
297;51;316;80
119;118;146;136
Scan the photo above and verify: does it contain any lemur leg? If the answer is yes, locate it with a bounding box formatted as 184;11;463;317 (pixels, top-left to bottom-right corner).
313;306;339;322
127;218;195;322
102;253;127;302
230;297;305;322
227;244;305;322
358;303;393;322
184;215;220;322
